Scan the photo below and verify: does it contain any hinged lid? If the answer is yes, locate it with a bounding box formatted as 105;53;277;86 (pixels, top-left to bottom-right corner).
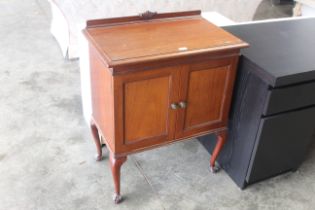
83;10;248;68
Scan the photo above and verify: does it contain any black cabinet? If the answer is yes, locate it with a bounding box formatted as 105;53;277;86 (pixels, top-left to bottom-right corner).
199;18;315;189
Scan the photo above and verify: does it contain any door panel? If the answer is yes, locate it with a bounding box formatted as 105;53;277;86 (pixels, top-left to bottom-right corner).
185;66;228;128
124;76;170;142
113;66;180;153
176;57;238;138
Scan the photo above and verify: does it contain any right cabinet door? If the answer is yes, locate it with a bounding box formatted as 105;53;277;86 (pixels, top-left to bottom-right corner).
175;57;238;139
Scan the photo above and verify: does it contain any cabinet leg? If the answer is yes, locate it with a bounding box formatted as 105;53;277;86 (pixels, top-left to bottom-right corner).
210;130;227;173
90;119;103;161
109;153;127;204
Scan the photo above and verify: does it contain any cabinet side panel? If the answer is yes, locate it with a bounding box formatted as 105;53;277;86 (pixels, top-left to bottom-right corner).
199;57;269;188
89;45;115;150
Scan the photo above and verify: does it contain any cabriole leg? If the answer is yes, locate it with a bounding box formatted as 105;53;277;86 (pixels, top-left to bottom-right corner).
90;119;103;161
109;153;127;204
210;130;227;173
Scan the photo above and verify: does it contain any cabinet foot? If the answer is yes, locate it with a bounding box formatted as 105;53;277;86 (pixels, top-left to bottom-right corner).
210;164;220;173
210;130;227;172
90;119;103;161
112;193;123;204
109;154;127;204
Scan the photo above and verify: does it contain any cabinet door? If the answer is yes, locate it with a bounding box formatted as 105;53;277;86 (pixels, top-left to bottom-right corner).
175;57;238;139
113;66;181;153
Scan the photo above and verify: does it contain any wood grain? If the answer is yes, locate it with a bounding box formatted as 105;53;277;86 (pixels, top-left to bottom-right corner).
175;57;239;139
109;153;127;203
210;130;227;168
124;75;170;143
86;10;201;27
89;44;115;152
90;119;102;161
85;11;247;202
113;66;181;153
184;64;229;127
83;13;248;69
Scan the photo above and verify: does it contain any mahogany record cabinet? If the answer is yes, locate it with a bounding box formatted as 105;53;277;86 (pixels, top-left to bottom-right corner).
199;18;315;189
83;11;248;203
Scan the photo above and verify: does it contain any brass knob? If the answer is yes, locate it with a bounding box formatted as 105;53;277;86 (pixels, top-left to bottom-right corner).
179;101;187;109
170;103;179;110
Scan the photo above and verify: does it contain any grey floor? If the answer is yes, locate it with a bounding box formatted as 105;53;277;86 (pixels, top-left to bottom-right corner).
1;0;315;210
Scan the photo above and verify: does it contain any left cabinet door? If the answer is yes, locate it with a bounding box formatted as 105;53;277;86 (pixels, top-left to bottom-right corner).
113;66;181;154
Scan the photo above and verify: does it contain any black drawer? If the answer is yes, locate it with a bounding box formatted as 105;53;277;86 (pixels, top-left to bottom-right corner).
263;82;315;116
247;106;315;184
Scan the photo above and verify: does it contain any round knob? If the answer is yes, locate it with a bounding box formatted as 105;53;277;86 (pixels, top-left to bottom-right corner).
179;101;187;109
170;103;179;110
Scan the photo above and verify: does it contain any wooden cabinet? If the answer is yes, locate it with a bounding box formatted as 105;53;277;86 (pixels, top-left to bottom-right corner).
84;10;248;203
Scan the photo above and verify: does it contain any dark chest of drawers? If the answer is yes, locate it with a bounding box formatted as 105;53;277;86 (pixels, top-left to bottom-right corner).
200;18;315;189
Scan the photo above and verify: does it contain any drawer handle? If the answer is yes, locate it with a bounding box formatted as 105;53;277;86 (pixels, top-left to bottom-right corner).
170;103;179;110
179;101;187;109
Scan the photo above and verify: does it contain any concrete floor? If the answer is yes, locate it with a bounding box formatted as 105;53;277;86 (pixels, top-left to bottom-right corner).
1;0;315;210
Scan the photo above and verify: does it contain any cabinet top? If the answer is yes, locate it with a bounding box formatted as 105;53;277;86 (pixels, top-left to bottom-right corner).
224;18;315;87
83;11;248;68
